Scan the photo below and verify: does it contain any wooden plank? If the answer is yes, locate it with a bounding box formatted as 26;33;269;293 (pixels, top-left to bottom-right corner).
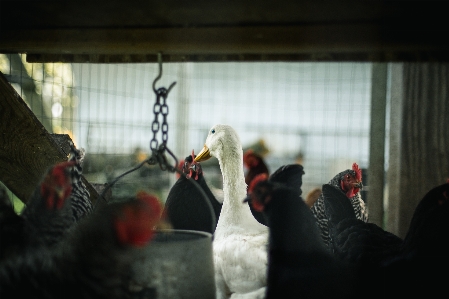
367;63;388;228
396;63;449;238
386;64;404;236
1;0;448;62
0;71;99;205
0;0;422;29
1;24;446;54
25;51;449;63
387;63;449;238
0;0;449;63
0;25;446;62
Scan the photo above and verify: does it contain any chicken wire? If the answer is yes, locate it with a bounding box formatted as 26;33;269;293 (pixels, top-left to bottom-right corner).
0;54;372;205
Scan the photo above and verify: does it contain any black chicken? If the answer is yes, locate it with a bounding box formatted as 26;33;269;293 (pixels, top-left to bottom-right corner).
246;163;306;227
324;180;449;265
1;143;94;262
1;160;77;260
310;163;368;249
323;182;449;297
164;150;222;234
323;180;449;297
322;183;402;264
268;163;305;196
244;175;358;299
0;191;164;299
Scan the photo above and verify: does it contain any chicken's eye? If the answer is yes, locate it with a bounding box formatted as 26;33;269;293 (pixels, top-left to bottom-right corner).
211;129;215;134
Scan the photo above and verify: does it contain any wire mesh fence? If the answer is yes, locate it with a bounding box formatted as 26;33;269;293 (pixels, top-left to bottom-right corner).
1;53;372;209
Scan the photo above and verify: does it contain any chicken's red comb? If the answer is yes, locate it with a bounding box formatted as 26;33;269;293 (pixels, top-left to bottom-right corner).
41;160;76;209
352;163;362;181
248;173;269;193
136;191;162;218
114;191;163;247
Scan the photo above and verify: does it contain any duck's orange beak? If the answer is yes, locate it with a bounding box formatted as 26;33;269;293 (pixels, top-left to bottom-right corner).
194;145;211;162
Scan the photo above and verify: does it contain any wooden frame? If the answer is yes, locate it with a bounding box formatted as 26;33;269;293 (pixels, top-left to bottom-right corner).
1;0;448;63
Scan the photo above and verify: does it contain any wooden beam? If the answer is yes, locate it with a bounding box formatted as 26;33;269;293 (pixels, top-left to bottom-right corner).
0;71;99;205
0;25;447;63
367;63;388;228
25;51;449;63
1;1;448;62
0;0;430;29
387;63;449;238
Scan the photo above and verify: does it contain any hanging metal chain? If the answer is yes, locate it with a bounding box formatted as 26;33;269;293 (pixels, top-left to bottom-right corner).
150;53;176;152
96;53;204;206
150;86;172;151
149;52;177;171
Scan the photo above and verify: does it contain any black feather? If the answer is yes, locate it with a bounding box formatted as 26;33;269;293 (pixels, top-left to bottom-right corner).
249;180;358;299
324;179;449;277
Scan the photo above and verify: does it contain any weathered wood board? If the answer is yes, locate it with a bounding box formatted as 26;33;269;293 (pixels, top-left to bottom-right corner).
0;71;99;205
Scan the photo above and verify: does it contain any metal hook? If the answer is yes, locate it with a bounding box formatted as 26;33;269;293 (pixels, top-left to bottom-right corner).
152;52;177;94
152;52;163;93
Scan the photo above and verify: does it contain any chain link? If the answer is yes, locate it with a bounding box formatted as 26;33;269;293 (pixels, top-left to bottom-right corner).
161;91;169;144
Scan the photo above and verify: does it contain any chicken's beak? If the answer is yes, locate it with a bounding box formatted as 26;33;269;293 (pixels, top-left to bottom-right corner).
354;181;363;189
194;145;211;162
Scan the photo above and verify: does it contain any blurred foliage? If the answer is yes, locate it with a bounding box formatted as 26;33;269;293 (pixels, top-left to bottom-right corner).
0;53;76;138
0;182;25;214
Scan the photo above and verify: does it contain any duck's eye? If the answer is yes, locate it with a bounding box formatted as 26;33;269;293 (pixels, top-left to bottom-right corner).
211;129;215;134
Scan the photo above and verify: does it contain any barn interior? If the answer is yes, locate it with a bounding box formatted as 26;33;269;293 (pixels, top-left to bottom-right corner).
1;0;448;240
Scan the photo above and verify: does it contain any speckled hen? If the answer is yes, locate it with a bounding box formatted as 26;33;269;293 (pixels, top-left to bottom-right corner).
310;163;368;249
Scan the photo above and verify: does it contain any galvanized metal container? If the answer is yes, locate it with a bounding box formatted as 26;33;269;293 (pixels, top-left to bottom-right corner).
130;229;215;299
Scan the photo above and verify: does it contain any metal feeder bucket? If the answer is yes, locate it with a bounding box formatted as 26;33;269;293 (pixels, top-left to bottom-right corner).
130;229;216;299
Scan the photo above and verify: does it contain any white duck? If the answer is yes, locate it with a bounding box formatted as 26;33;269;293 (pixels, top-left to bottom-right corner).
195;124;268;299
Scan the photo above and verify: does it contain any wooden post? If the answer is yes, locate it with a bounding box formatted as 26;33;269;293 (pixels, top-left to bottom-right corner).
0;71;99;205
368;63;388;228
387;63;449;238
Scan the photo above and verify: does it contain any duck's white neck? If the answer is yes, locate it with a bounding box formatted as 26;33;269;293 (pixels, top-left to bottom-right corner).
215;147;265;232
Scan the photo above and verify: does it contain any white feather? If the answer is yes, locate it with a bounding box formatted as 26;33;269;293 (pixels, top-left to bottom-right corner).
199;124;268;299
